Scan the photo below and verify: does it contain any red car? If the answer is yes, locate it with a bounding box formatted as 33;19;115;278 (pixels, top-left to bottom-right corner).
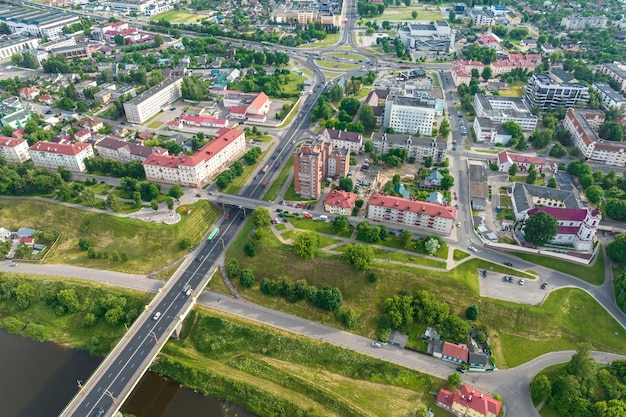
262;182;267;187
225;213;230;220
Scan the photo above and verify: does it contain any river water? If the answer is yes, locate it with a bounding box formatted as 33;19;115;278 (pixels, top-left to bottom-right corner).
0;329;256;417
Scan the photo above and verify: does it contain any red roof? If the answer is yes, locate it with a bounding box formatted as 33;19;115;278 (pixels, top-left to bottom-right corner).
324;189;358;209
442;342;469;362
143;127;244;169
527;207;588;222
0;136;26;147
29;141;91;156
369;194;456;219
11;128;25;138
75;129;91;138
496;151;547;167
19;237;34;244
230;105;247;114
437;388;454;408
248;91;269;111
180;115;227;126
454;385;502;416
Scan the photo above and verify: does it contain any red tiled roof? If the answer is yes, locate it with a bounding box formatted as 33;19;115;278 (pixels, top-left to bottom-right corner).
11;128;25;138
324;189;357;209
527;206;588;222
450;385;502;416
369;194;456;220
248;91;269;112
19;237;34;243
0;136;26;147
442;342;469;362
75;129;91;137
180;115;227;126
437;388;454;408
29;141;91;156
496;151;547;166
556;226;580;235
230;105;247;114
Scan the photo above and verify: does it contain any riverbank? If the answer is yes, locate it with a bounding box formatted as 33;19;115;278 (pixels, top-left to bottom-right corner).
0;273;445;417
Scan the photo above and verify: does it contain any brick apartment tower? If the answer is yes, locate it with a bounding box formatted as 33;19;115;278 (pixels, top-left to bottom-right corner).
293;138;350;199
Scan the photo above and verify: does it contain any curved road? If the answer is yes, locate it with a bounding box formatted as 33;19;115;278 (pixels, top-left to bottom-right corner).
2;261;625;417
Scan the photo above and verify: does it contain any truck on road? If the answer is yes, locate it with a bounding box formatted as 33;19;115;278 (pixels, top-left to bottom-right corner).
261;165;269;173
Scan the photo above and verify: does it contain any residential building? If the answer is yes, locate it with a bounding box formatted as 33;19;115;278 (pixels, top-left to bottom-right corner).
320;128;363;153
398;20;454;52
0;137;30;163
440;342;469;363
475;32;501;49
50;44;97;59
364;89;390;107
525;73;590;111
370;132;447;163
100;0;171;15
472;10;495;27
0;4;80;38
511;182;581;221
78;116;104;133
0;36;40;60
490;4;508;16
598;63;626;92
472;94;537;144
383;95;436;136
124;77;182;124
451;56;538;86
592;83;626;111
0;98;31;129
293;138;350;199
437;384;502;417
564;108;626;167
367;194;456;235
560;15;608;30
74;129;91;142
19;87;40;101
142;127;246;187
492;150;557;173
524;206;601;251
505;11;521;25
74;80;98;100
95;136;168;163
323;189;357;215
223;91;270;122
469;164;489;210
179;115;229;129
29;141;94;172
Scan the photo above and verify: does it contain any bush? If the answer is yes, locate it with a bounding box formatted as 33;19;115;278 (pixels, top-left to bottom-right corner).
335;308;357;328
2;316;24;334
226;259;240;278
240;269;256;288
466;304;479;320
244;240;259;257
367;271;379;283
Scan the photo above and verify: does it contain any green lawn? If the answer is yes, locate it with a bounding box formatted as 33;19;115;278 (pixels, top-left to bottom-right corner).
498;81;525;97
334;245;447;268
223;149;270;195
288;217;354;238
497;194;514;221
321;70;344;80
315;59;361;70
150;10;206;22
369;235;448;260
148;120;163;129
366;5;443;21
0;200;219;274
325;52;364;61
355;86;373;100
283;179;313;201
263;156;293;201
274;223;287;231
280;72;307;96
297;33;340;49
513;246;605;285
509;175;545;186
453;249;470;261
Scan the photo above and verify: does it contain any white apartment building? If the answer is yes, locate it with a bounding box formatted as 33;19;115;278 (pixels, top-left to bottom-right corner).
319;128;363;153
563;108;626;167
0;5;80;38
0;37;40;60
383;95;436;136
472;11;495;27
29;142;94;172
367;193;456;236
100;0;171;15
370;132;447;163
0;137;30;163
560;15;608;30
598;63;626;92
592;83;626;111
142;127;246;187
525;73;590;111
472;94;537;144
123;77;182;124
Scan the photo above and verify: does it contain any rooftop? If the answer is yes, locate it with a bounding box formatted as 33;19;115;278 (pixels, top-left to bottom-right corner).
126;77;181;106
369;193;456;219
513;182;581;213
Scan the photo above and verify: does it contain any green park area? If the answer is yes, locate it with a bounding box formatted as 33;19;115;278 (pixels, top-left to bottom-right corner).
297;33;340;49
226;216;626;369
365;5;443;21
325;52;365;61
150;10;206;22
315;59;361;70
0;200;219;274
513;247;606;285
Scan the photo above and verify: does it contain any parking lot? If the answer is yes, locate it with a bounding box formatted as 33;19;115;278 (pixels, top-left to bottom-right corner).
477;269;549;305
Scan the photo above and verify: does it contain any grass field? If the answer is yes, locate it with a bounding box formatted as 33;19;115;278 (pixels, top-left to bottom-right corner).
0;200;219;274
148;120;163;129
223;148;271;195
334;244;447;268
498;85;524;97
226;221;626;367
283;179;313;201
453;249;470;261
297;33;340;49
263;156;293;201
366;5;443;21
510;175;545;186
288;217;354;238
513;247;605;285
150;10;206;22
316;59;361;70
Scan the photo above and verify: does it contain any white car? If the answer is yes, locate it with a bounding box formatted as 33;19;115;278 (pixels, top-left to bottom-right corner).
371;341;382;348
9;262;17;267
468;246;478;253
518;279;525;285
153;312;161;320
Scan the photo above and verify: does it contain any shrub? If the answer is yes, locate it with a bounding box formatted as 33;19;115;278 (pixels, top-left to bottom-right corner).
335;308;357;328
240;269;256;288
367;271;379;283
226;259;240;278
466;304;479;320
244;240;259;257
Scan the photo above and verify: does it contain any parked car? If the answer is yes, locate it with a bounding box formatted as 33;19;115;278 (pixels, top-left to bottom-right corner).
518;279;525;285
541;283;548;289
371;341;382;348
9;262;17;267
208;191;214;196
503;262;513;267
456;366;465;373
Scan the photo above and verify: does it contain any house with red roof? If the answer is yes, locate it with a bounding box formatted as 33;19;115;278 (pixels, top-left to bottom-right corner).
29;142;94;172
38;94;54;105
475;32;501;49
74;129;92;142
246;91;270;115
324;189;357;215
0;136;30;163
167;120;183;130
11;128;25;139
179;115;228;128
437;384;502;417
320;128;363;153
524;206;601;251
440;342;469;363
492;150;557;173
142;127;246;187
19;237;34;246
96;136;168;163
367;194;456;235
19;87;40;100
228;106;247;120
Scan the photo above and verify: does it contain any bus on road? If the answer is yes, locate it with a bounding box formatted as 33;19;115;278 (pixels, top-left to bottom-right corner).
207;227;219;242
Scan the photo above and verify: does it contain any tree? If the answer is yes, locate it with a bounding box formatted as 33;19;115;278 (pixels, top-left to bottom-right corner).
338;177;354;192
526;168;538;184
411;10;418;19
585;185;604;205
481;66;492;81
441;174;454;189
400;229;413;249
239;269;256;288
530;374;551;403
364;141;374;152
466;304;479;320
595;400;626;417
252;207;271;228
547;177;558;188
333;215;349;232
607;234;626;264
336;307;357;328
449;10;456;21
16;282;36;310
508;163;518;176
226;259;240;278
244;239;259;257
425;237;440;255
340;98;361;116
168;184;184;199
57;288;80;313
154;34;164;46
599;121;624;142
114;34;125;45
424;156;433;168
57;97;76;110
359;103;377;131
447;372;462;388
550;142;567;158
343;243;375;271
524;211;558;247
329;84;343;103
439;119;450;137
179;237;193;249
505;120;524;144
531;129;553;149
293;231;320;260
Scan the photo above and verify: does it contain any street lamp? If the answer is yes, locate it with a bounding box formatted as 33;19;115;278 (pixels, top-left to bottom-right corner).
104;390;118;405
150;331;158;343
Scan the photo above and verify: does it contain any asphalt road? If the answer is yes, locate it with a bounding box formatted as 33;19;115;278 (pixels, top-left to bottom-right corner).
59;208;244;417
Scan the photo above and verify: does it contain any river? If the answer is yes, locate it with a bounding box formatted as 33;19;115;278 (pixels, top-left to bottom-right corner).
0;329;256;417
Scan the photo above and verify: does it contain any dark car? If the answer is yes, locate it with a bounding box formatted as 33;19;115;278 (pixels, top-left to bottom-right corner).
196;256;204;262
541;283;548;289
456;366;465;373
504;262;513;267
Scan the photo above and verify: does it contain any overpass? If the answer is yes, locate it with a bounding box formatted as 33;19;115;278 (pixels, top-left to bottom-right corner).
58;210;244;417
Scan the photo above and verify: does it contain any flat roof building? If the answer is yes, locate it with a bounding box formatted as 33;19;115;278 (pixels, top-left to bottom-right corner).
123;77;182;124
0;4;80;39
525;73;589;111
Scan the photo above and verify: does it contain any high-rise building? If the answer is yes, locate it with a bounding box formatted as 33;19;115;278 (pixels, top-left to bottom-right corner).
123;77;182;124
293;138;350;199
383;95;436;136
525;73;589;111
